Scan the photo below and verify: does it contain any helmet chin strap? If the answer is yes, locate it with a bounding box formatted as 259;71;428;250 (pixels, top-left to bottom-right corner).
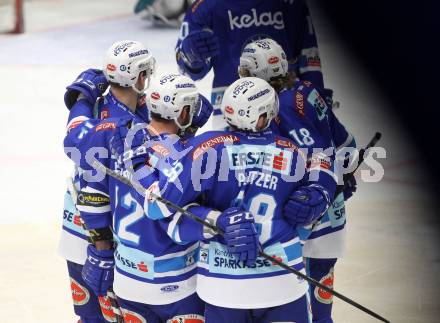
131;72;153;95
132;84;144;95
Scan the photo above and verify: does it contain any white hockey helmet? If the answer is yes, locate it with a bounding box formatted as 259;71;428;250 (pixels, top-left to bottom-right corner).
239;38;288;81
221;77;279;132
103;40;156;94
147;73;199;130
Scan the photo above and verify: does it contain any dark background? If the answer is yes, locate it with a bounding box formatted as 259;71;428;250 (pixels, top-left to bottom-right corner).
316;0;440;189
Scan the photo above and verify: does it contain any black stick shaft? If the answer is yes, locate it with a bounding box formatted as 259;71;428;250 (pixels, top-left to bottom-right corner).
335;132;382;196
92;159;389;323
353;132;382;174
149;192;389;323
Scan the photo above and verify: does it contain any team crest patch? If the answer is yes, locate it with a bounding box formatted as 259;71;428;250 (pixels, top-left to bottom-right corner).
167;314;204;323
98;296;116;322
122;309;147;323
314;267;334;304
70;277;90;306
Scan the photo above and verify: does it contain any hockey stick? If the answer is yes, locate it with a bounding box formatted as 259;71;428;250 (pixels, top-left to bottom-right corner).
307;132;383;232
334;132;382;197
92;160;390;323
106;288;124;323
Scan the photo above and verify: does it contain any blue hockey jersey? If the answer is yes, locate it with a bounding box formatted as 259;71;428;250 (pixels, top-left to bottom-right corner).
69;119;202;305
59;91;149;264
176;0;324;90
271;80;356;258
133;129;337;308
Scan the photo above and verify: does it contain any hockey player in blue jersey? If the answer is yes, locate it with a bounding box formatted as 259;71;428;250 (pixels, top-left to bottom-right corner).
238;38;357;323
61;40;156;323
175;0;326;129
114;77;338;323
60;69;111;323
67;73;218;323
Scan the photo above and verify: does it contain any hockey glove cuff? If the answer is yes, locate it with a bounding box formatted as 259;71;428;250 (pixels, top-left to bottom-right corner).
179;30;219;69
284;184;331;227
64;69;108;110
110;117;150;171
217;207;259;267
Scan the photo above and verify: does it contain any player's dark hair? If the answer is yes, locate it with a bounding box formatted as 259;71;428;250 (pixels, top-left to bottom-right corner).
269;72;296;93
150;106;191;126
150;111;172;123
109;70;146;90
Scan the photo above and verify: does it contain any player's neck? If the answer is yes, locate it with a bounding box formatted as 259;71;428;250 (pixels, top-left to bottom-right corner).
110;88;138;113
149;120;179;136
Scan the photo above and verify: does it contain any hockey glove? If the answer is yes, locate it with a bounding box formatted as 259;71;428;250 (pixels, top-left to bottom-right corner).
342;173;357;201
180;94;213;139
317;87;337;110
284;184;331;226
82;244;115;296
180;30;220;70
110;117;150;171
217;207;259;267
192;94;213;129
64;69;109;110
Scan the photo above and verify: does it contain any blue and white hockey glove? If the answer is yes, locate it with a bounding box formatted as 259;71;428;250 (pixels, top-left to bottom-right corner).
82;244;115;296
284;185;331;226
180;30;220;70
217;207;259;267
64;69;109;110
110;117;149;171
180;95;213;139
193;95;213;129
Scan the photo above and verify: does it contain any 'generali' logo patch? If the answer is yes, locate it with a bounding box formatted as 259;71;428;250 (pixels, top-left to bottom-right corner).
95;122;116;132
295;92;305;117
192;135;240;160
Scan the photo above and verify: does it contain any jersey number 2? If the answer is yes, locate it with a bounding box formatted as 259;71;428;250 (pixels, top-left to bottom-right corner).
115;185;143;246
